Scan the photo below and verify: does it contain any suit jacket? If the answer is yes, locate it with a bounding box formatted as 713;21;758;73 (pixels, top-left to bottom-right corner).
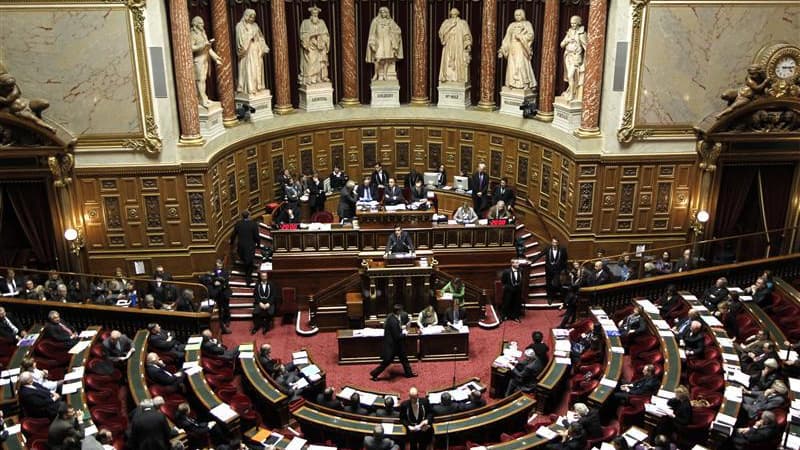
659;294;681;317
492;186;516;206
148;331;180;352
620;314;646;336
404;171;423;188
577;408;602;439
383;185;405;205
44;320;75;344
146;362;180;386
386;231;414;254
628;375;659;395
471;172;488;197
431;402;459;416
381;313;408;360
308;178;326;207
702;286;729;309
329;171;348;191
102;335;133;358
371;170;390;188
337;186;358;219
674;317;693;340
357;184;377;202
399;398;433;429
435;171;446;187
231;218;260;264
510;357;544;391
19;384;59;418
684;331;705;357
48;417;83;450
667;397;693;427
501;268;522;291
259;353;278;376
363;436;399;450
202;337;236;360
253;281;276;315
0;313;24;340
128;407;172;450
534;246;569;275
746;393;785;418
737;423;777;444
0;276;22;295
673;258;696;273
174;411;209;436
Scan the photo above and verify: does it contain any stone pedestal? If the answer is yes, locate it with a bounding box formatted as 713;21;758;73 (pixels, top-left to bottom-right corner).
299;83;335;112
370;80;400;108
235;90;273;121
437;83;471;109
499;86;537;117
552;96;583;133
199;102;224;140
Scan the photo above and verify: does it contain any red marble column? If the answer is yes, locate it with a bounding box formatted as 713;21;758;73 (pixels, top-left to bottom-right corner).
169;0;202;143
477;0;498;110
578;0;608;136
340;0;359;106
410;0;429;105
210;0;237;127
271;0;293;114
537;0;560;121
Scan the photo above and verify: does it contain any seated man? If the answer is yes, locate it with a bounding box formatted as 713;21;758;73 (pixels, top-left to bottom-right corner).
374;395;399;417
17;371;60;419
460;389;486;411
357;177;377;203
505;348;543;396
19;279;43;300
486;200;512;221
618;305;647;342
49;283;69;303
526;330;550;364
258;343;279;377
43;310;79;347
252;271;276;335
385;225;414;255
683;321;705;359
572;403;602;441
383;178;406;206
363;424;400;450
746;359;781;396
200;328;238;361
273;364;303;399
431;392;459;416
743;342;779;375
613;364;659;405
588;260;612;286
343;392;369;415
702;277;729;310
443;301;464;328
657;284;681;318
20;357;58;392
672;309;700;341
174;402;227;447
744;277;772;308
410;179;428;202
0;306;26;342
315;387;342;410
453;200;478;224
742;380;787;420
102;329;133;361
147;322;185;360
145;352;185;392
737;330;770;357
276;202;301;226
48;403;83;450
173;289;197;312
732;410;778;448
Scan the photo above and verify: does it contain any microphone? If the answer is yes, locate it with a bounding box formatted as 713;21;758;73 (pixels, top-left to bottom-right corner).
451;345;458;389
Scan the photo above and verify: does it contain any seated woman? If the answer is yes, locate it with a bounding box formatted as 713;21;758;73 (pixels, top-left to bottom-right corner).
453;201;478;224
417;305;438;328
276;203;301;227
441;278;465;306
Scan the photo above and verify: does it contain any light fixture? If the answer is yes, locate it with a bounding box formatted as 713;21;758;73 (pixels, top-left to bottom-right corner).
64;227;85;255
696;210;710;224
689;210;710;237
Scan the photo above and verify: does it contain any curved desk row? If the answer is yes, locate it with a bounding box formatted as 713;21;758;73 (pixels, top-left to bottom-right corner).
588;308;624;407
335;377;484;414
0;324;43;411
184;335;240;432
64;326;103;434
533;330;571;412
292;402;406;449
431;391;535;445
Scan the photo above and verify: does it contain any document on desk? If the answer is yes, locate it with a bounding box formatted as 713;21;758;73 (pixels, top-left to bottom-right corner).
428;392;442;404
285;437;307;450
187;336;203;344
62;381;82;394
79;329;98;339
338;386;356;400
64;367;85;382
238;352;254;360
381;423;394;435
301;364;320;377
84;424;98;437
599;377;617;388
535;426;557;440
360;392;377;406
185;343;201;351
210;403;238;422
69;340;91;354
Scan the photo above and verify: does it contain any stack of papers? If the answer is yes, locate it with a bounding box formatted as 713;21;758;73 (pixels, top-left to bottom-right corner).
238;352;254;359
682;294;698;300
622;427;648;446
62;381;82;394
535;426;557;440
300;364;320;377
702;315;723;327
724;369;751;387
285;437;307;450
209;403;238;422
187;336;203;344
182;361;199;369
359;392;377;406
64;367;85;382
493;355;514;369
552;329;570;338
599;377;617;388
185;343;201;351
353;328;384;337
554;340;571;353
79;329;98;339
636;300;659;314
68;340;91;354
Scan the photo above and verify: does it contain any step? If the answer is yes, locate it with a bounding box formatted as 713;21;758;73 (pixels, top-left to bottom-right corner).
528;270;546;278
259;233;273;241
518;232;532;241
528;291;548;299
524;242;538;250
515;224;525;231
528;281;546;289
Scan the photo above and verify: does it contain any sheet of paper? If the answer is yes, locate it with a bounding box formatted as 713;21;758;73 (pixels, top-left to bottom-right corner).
84;424;98;437
6;424;21;435
185;343;201;351
428;392;442;404
703;316;723;327
382;423;394;435
64;367;84;382
293;357;309;365
62;381;82;394
68;340;91;354
653;319;671;330
656;389;675;399
554;340;571;352
555;357;571;365
659;330;674;338
716;412;737;425
338;387;356;400
239;343;254;351
599;377;617;388
611;347;625;354
789;377;800;393
301;364;320;377
1;367;21;377
682;294;698;300
625;427;649;442
285;437;308;450
182;361;199;369
450;388;469;402
238;352;254;360
292;378;309;390
783;434;800;450
292;351;308;360
187;336;203;344
535;426;557;440
360;392;377;406
209;403;238;422
79;329;98;338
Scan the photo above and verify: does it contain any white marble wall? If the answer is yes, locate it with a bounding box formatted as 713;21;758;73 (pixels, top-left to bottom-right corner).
637;2;799;127
0;7;142;137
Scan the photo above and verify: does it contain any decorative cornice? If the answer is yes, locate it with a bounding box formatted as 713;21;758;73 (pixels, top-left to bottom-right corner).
696;139;722;173
122;0;146;32
123;115;162;154
617;109;653;143
630;0;651;29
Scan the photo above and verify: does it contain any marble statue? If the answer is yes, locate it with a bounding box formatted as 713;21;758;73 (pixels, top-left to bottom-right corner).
498;9;536;90
190;16;222;108
560;15;587;102
366;7;403;81
438;8;472;83
0;70;55;133
236;8;270;95
299;6;330;85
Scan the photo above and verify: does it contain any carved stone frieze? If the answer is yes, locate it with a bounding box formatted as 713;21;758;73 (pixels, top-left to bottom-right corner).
123;115;161;154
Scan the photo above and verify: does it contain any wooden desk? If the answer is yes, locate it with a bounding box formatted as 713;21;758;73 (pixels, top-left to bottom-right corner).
1;416;27;450
185;336;240;432
431;391;534;445
0;325;43;410
65;326;102;428
292;403;406;449
356;209;435;229
237;342;290;427
587;308;624;407
534;330;571;412
361;255;435;317
336;328;469;364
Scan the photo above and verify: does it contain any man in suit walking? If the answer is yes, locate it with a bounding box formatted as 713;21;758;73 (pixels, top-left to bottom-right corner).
471;163;489;215
252;271;276;335
530;237;568;303
501;260;523;322
230;210;260;286
370;304;418;381
385;225;415;255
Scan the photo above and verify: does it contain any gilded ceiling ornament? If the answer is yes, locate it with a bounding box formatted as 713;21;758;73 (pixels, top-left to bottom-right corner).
630;0;651;29
105;0;147;32
123;115;162;154
696;140;722;173
48;153;74;188
617;109;653;143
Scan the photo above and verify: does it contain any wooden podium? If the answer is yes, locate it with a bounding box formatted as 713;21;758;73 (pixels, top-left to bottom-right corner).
359;250;436;320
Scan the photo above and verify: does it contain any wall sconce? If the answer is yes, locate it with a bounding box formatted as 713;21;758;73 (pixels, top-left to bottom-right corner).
64;227;85;255
689;210;710;236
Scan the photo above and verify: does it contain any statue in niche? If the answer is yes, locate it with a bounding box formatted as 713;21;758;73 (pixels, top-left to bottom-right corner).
560;15;587;102
498;9;536;90
236;8;270;95
438;8;472;84
717;64;770;118
190;16;222;108
366;6;403;81
0;70;55;133
299;6;330;85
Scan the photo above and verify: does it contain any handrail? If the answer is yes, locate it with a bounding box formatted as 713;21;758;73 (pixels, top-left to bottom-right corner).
525;197;553;243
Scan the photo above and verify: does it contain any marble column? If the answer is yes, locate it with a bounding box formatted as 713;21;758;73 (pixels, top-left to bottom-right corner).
536;0;560;121
477;0;498;111
577;0;608;136
210;0;237;127
410;0;429;105
169;0;202;144
340;0;359;106
271;0;293;114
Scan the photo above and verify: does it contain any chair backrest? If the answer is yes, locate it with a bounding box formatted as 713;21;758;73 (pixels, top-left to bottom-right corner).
311;210;334;223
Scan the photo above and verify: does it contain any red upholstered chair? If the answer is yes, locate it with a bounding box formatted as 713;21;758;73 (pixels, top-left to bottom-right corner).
84;374;120;393
231;393;260;425
686;359;722;376
633;349;664;365
612;305;634;324
86;359;123;380
216;385;240;403
571;364;602;384
90;344;105;359
629;335;659;355
201;357;234;374
34;338;72;365
569;319;595;341
683;407;716;444
310;211;334;223
632;362;663;381
500;431;526;442
90;407;128;434
86;389;121;407
618;396;648;428
689;373;724;392
148;383;181;398
21;417;50;441
569;379;599;403
525;414;558;432
587;422;620;448
29;440;48;450
772;408;787;429
276;286;298;321
579;349;602;365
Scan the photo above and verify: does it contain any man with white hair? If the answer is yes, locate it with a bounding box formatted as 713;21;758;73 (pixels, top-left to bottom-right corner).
18;371;60;419
102;329;133;361
572;402;602;440
145;352;185;393
683;321;705;359
43;310;78;347
505;348;543;396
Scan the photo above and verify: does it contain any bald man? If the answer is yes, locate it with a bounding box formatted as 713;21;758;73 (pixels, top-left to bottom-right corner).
399;387;432;450
102;330;133;361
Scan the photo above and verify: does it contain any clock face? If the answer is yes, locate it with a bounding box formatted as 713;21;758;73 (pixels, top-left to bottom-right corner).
775;56;797;79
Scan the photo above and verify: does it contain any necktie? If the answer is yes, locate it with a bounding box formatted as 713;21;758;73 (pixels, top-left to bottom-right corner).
5;317;18;335
59;322;73;336
512;270;518;286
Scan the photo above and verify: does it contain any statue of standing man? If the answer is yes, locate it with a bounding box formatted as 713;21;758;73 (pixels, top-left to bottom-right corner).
299;6;330;85
498;9;536;91
190;16;222;108
366;7;403;81
560;15;587;102
235;9;270;95
438;8;472;84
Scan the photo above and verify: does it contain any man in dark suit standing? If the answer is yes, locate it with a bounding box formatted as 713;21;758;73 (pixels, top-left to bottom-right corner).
491;178;516;208
0;306;26;341
399;387;432;450
404;167;423;188
471;163;489;214
383;178;406;206
230;210;260;286
0;269;22;296
371;162;390;190
530;237;568;303
252;271;276;335
329;165;349;191
206;258;232;333
128;397;173;450
385;225;415;255
47;403;83;450
370;304;417;381
501;260;523;322
337;180;358;222
363;424;400;450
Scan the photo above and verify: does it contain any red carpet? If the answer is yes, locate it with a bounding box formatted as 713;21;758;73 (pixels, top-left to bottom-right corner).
223;309;564;400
